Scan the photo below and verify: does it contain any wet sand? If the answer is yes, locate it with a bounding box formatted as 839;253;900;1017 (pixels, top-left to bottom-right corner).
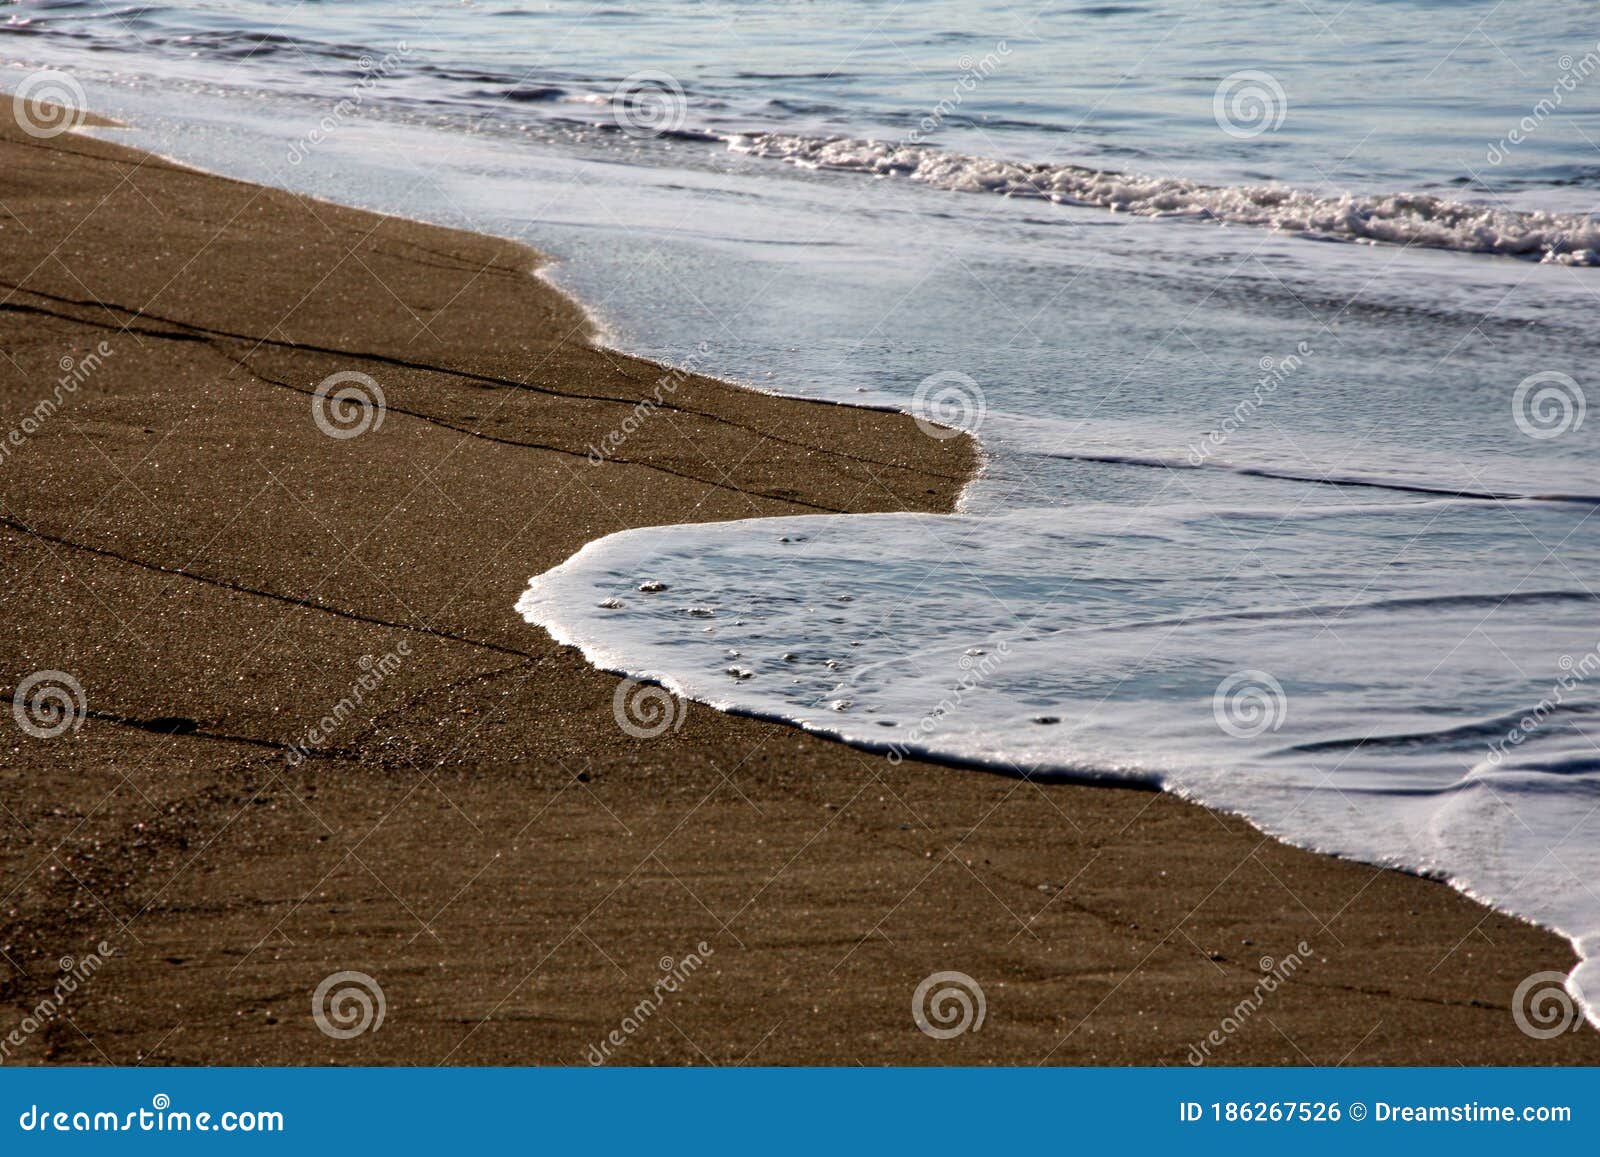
1;103;1595;1065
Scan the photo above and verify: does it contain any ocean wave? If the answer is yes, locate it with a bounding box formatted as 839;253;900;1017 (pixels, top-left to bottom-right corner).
1034;447;1600;505
727;132;1600;264
518;499;1600;1027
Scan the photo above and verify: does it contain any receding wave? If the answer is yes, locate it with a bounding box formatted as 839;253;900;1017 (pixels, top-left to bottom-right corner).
727;132;1600;264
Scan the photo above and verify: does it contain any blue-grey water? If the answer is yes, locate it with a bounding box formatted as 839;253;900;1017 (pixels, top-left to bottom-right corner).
4;0;1599;1023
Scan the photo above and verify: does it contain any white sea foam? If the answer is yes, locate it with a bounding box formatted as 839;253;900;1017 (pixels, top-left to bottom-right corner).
728;133;1600;263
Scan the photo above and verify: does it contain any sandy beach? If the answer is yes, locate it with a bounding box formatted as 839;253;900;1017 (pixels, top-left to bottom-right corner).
1;103;1596;1066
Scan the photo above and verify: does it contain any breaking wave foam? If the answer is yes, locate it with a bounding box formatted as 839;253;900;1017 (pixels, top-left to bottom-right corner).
728;133;1600;264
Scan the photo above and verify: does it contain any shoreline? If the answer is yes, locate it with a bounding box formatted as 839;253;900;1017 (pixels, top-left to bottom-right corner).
2;100;1597;1064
